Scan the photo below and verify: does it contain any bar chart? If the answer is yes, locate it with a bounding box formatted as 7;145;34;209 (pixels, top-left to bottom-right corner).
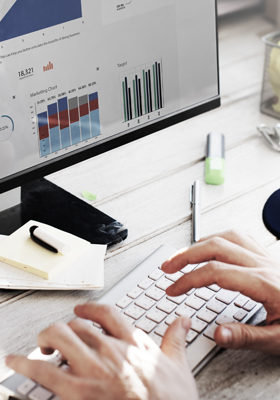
37;91;100;157
121;60;164;122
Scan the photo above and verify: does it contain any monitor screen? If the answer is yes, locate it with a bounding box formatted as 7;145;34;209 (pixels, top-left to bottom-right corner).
0;0;220;194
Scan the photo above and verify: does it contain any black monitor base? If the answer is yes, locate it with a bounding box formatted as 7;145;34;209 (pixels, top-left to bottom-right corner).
0;178;128;247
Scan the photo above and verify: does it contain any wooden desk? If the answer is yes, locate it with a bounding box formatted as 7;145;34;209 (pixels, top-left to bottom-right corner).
1;10;280;400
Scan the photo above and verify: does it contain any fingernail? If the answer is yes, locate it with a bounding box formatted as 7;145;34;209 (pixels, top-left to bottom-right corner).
220;327;233;344
5;355;15;365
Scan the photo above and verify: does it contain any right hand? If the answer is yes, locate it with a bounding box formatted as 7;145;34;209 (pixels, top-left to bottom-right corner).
161;230;280;354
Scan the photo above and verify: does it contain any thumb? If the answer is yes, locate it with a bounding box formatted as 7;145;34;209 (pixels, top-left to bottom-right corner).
215;323;280;354
160;317;190;364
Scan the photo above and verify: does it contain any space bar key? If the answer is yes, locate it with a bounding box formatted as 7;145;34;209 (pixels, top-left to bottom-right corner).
186;335;217;371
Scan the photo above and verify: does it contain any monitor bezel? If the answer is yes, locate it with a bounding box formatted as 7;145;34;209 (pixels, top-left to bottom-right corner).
0;1;220;195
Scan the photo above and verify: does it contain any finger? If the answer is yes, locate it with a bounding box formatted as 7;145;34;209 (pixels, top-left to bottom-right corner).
198;229;270;257
166;261;267;304
37;322;102;374
214;323;280;354
5;355;72;398
74;303;137;345
161;317;190;365
68;319;124;367
162;237;262;274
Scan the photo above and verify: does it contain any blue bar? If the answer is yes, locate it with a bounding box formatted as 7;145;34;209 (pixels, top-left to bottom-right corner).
38;112;48;127
70;121;81;144
49;126;61;152
48;103;58;116
60;127;71;149
80;115;91;141
40;138;50;156
58;97;68;112
89;92;98;101
90;110;101;137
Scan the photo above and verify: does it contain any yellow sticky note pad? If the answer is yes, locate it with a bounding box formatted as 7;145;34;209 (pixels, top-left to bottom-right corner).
0;221;91;280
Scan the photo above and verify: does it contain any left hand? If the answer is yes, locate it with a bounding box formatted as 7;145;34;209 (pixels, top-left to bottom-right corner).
6;303;198;400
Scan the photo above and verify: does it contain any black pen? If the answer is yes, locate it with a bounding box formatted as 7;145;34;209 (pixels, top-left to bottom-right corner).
29;226;71;255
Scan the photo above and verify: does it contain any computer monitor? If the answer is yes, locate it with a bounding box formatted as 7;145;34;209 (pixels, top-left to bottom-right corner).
0;0;220;245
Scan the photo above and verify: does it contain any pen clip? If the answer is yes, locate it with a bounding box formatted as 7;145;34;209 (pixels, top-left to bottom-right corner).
190;184;194;206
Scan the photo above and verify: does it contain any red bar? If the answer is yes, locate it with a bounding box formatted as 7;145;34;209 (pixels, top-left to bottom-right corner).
49;113;59;129
69;107;79;124
89;98;99;112
79;103;89;117
39;124;49;140
59;109;69;129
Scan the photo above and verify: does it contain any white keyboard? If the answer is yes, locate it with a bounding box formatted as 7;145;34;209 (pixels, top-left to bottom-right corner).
0;244;262;400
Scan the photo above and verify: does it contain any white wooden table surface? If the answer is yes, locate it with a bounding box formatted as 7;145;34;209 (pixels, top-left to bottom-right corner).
1;9;280;400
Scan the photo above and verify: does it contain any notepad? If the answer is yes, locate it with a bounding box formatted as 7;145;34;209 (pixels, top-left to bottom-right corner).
0;221;92;280
0;234;105;290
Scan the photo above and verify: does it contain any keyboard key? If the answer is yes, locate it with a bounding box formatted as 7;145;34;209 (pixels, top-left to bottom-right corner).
149;268;164;281
243;300;257;311
165;271;184;282
150;333;163;347
207;299;226;314
233;309;248;321
195;288;215;301
123;315;135;325
167;294;187;304
203;323;218;340
155;277;173;291
165;313;179;325
28;386;53;400
176;304;196;318
216;314;235;325
155;323;169;337
17;379;37;396
186;288;195;296
138;277;154;290
116;296;133;309
124;305;145;320
157;299;177;314
136;318;157;333
234;294;249;308
146;308;167;323
185;296;205;310
186;329;198;343
187;335;217;371
191;318;208;333
197;308;217;324
127;286;144;299
207;284;220;292
180;264;197;274
215;289;239;305
135;296;156;310
146;286;166;301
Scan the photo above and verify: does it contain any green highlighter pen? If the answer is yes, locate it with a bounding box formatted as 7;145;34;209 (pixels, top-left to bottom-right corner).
205;132;225;185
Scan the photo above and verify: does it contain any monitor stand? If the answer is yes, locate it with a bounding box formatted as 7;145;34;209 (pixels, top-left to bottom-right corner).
0;178;128;247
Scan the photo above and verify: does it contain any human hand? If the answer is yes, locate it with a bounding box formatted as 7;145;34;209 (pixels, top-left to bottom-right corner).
6;303;198;400
161;230;280;354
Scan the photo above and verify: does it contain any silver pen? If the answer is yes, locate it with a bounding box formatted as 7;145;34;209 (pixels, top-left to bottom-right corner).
190;180;201;244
